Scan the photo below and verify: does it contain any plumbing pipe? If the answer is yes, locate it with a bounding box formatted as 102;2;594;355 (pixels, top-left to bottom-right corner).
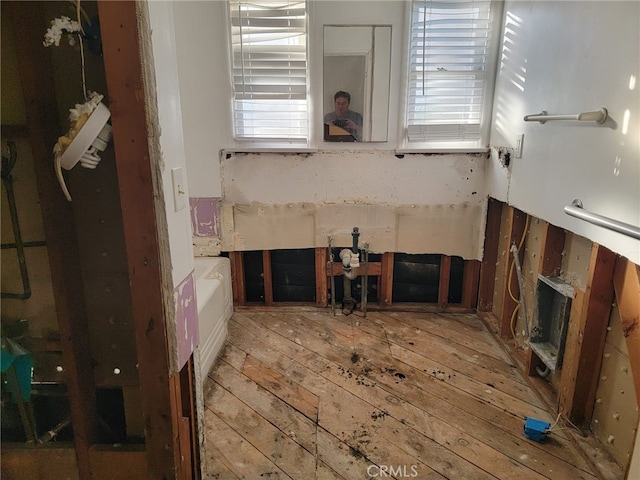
351;227;360;254
362;243;369;317
328;236;335;316
535;365;551;378
1;141;31;299
510;243;529;337
340;249;359;280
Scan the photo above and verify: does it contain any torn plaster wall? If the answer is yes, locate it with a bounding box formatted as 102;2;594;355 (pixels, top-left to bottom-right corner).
219;151;487;259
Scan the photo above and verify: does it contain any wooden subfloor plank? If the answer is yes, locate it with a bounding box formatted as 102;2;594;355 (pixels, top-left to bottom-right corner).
205;310;603;480
243;355;319;422
205;381;316;479
204;410;290;479
209;360;317;455
231;315;552;479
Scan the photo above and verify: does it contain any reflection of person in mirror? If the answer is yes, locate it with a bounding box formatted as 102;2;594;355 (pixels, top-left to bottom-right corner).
324;91;363;141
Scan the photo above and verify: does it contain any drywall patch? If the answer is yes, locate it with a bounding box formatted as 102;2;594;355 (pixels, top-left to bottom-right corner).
174;270;198;371
190;197;220;237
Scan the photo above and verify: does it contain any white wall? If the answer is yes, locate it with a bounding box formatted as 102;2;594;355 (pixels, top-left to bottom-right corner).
173;0;493;258
147;2;195;285
173;0;639;264
488;1;640;265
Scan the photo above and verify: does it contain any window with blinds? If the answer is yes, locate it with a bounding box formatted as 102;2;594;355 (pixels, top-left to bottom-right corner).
407;0;495;145
229;0;308;143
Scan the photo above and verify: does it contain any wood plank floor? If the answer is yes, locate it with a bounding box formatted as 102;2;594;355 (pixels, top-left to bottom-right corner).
202;308;601;479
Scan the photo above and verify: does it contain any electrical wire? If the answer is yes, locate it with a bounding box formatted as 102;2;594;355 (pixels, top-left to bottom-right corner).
508;214;531;344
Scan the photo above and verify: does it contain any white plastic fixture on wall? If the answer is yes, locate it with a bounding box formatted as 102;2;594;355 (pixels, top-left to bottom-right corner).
55;102;113;201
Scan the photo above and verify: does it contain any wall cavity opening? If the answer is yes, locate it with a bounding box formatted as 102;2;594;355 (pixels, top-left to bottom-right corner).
530;275;575;371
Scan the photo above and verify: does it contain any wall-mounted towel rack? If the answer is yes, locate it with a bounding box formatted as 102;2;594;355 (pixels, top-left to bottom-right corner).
564;199;640;240
524;108;608;124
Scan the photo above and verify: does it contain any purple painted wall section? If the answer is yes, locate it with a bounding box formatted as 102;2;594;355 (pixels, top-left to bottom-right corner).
174;270;199;370
190;197;220;237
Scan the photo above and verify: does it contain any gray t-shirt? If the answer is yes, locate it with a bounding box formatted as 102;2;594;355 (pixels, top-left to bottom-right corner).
324;111;363;141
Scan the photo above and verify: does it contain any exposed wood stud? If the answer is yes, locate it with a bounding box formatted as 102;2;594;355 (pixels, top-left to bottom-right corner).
229;251;246;306
379;253;394;306
558;243;616;425
461;260;481;309
439;255;452;307
98;2;179;476
539;223;566;277
315;247;328;307
262;250;273;306
478;198;502;311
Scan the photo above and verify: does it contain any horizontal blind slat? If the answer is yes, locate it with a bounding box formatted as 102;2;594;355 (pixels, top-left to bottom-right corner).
407;0;493;143
230;0;308;141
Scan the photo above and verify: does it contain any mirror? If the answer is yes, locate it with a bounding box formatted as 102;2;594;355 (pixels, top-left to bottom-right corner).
323;25;391;143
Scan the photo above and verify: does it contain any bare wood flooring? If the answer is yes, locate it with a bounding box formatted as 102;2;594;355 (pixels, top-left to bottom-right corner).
203;308;600;479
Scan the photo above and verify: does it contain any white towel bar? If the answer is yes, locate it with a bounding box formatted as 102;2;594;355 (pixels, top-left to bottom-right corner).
524;108;608;124
564;199;640;240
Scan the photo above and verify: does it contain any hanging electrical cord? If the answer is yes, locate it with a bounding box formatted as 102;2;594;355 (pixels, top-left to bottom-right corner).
508;214;531;345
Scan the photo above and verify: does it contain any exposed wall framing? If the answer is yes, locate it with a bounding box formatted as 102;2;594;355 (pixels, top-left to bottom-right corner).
227;248;480;311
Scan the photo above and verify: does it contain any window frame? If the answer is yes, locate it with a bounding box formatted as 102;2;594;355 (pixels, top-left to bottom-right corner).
228;0;311;148
399;0;503;153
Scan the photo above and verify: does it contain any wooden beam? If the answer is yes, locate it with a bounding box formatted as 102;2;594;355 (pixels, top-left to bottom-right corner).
8;4;97;477
229;251;246;306
612;257;640;407
315;247;328;306
379;253;394;307
262;250;273;306
461;260;481;309
98;3;178;477
327;261;382;276
438;255;452;307
478;198;502;311
558;244;616;425
498;207;528;338
1;445;79;480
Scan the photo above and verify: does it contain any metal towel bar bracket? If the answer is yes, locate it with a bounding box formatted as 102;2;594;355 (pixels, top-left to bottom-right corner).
564;199;640;240
524;108;608;124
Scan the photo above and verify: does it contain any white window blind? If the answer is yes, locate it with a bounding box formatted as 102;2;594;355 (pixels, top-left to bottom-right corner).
229;0;308;143
407;0;493;144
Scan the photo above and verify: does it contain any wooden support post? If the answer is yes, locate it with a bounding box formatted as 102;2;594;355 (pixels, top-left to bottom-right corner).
99;3;180;476
379;252;394;307
316;247;328;306
539;223;566;276
612;257;640;407
461;260;481;309
229;251;246;306
478;198;502;311
498;207;528;338
527;221;566;375
8;5;98;477
438;255;452;307
558;244;616;426
262;250;273;306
